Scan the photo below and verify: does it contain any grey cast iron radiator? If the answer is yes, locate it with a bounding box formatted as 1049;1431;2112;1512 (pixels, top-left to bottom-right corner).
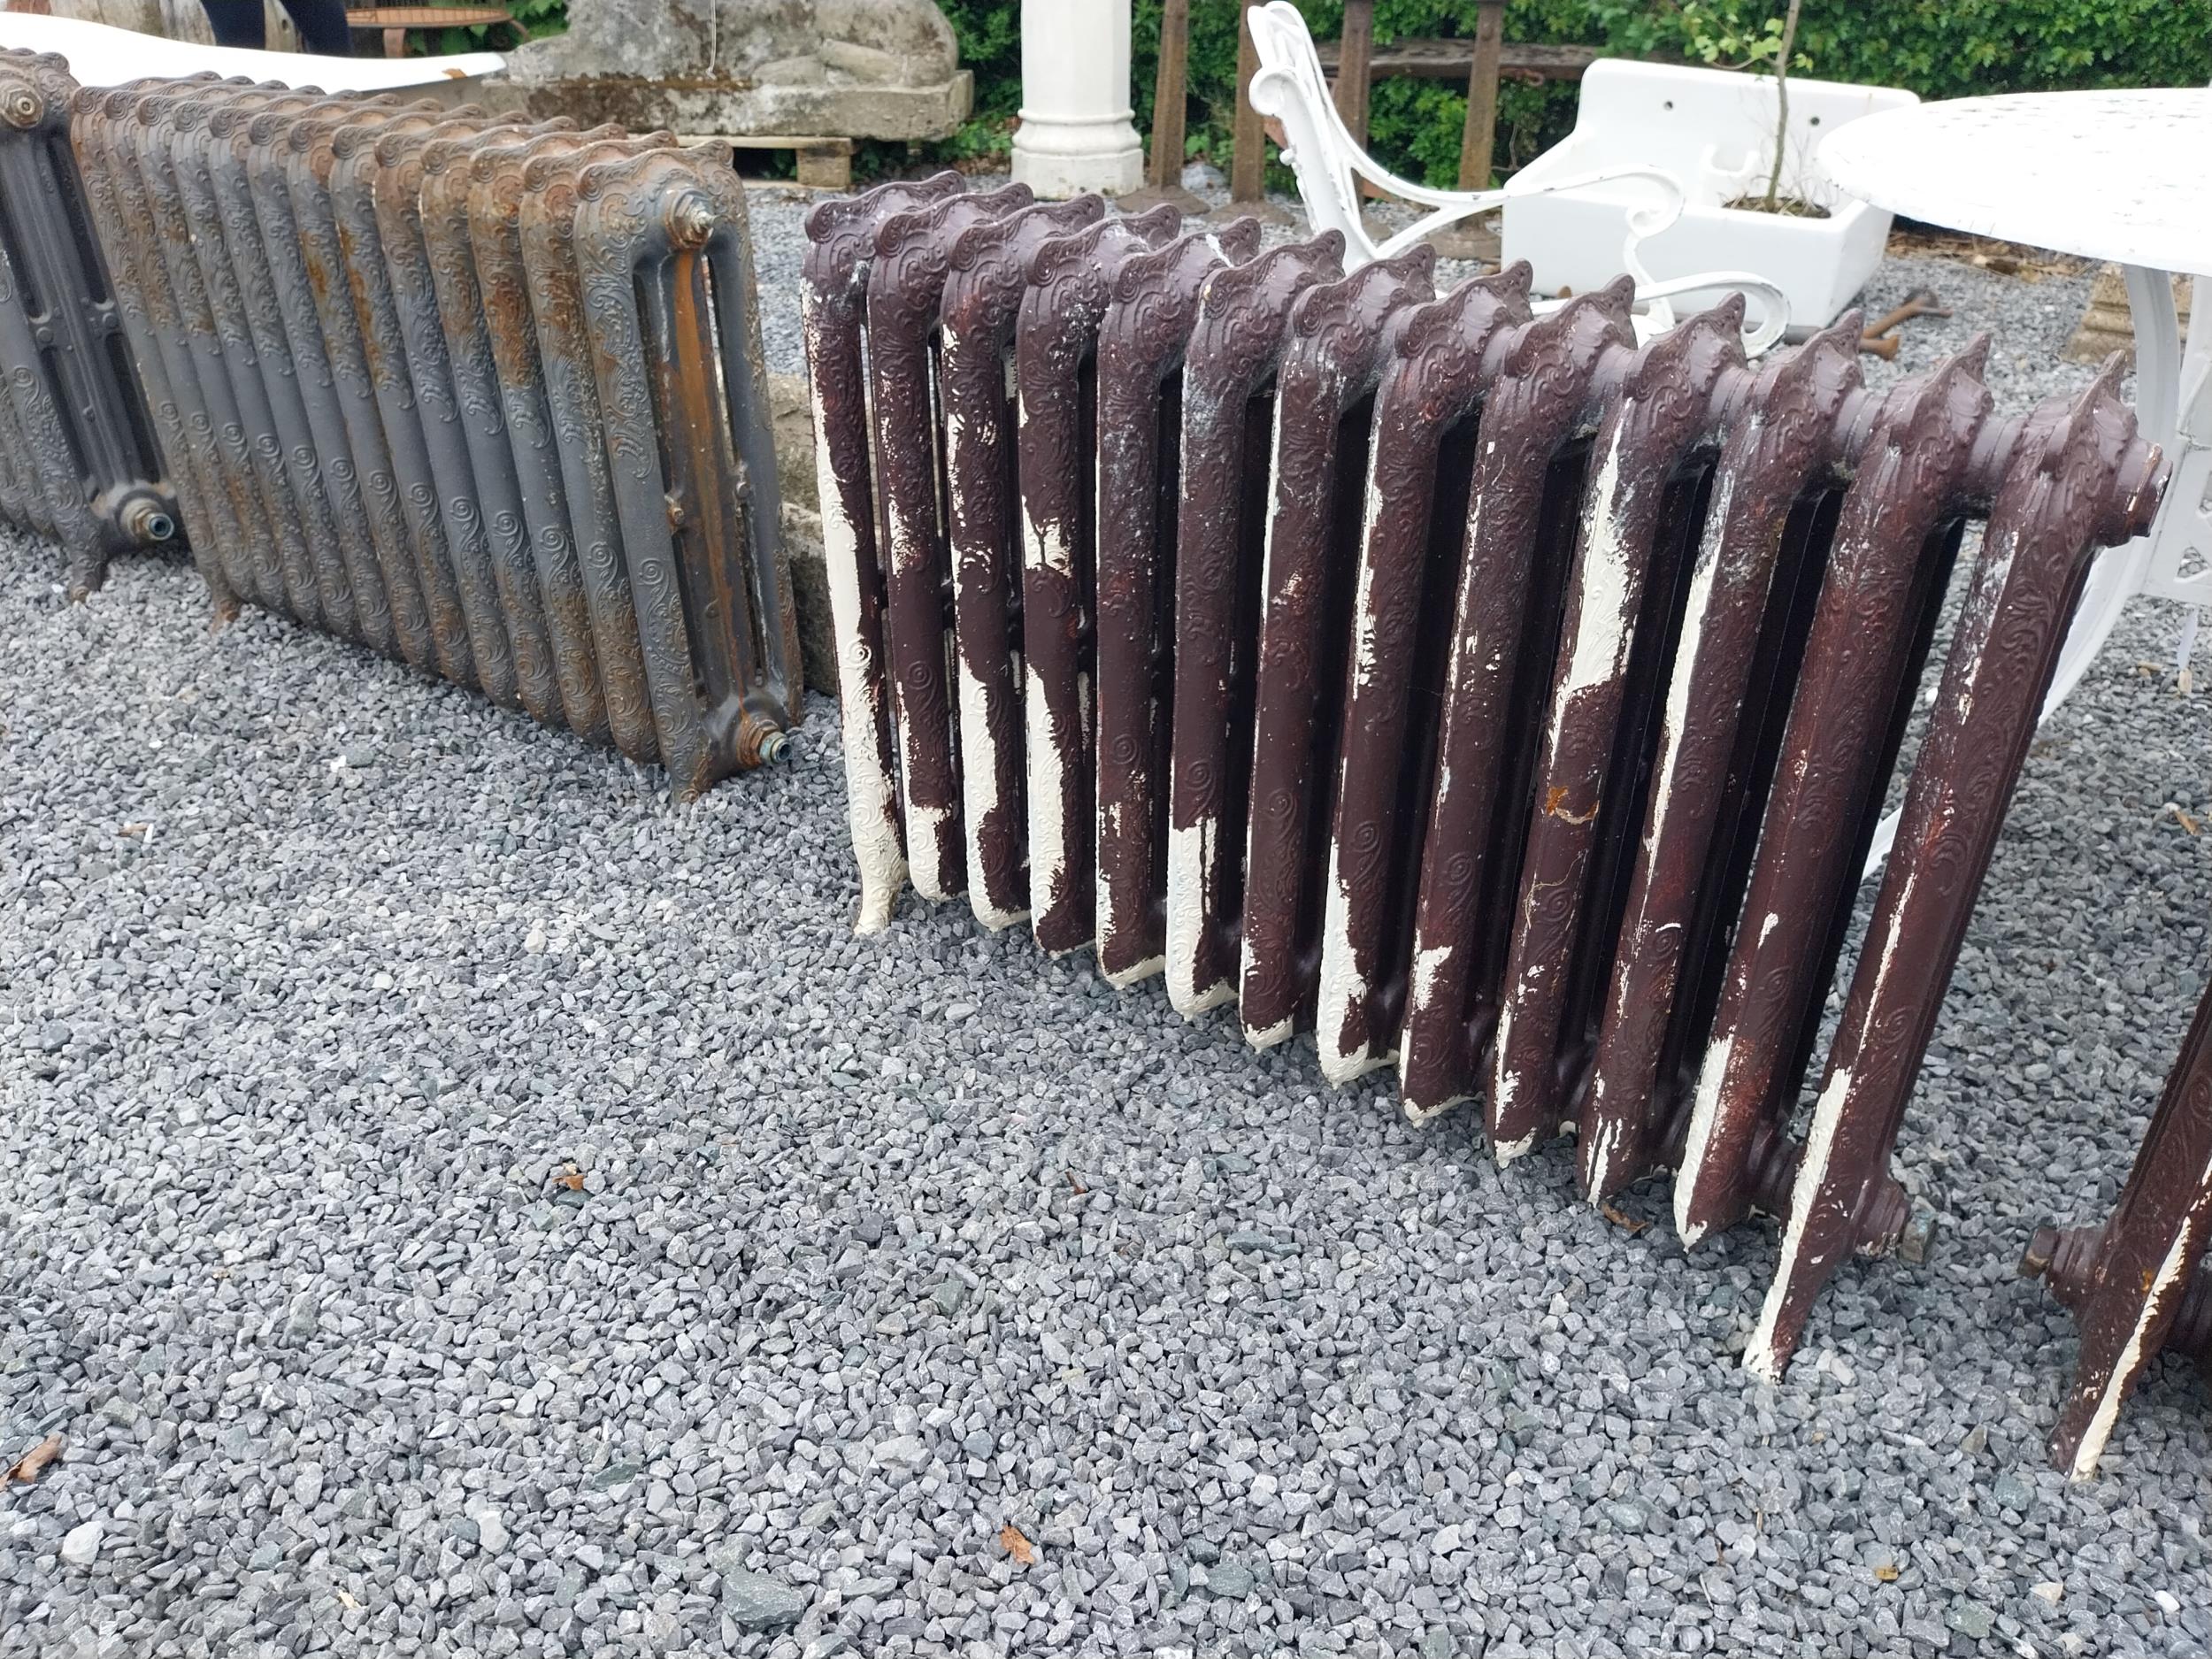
803;174;2165;1380
65;72;802;794
0;48;178;597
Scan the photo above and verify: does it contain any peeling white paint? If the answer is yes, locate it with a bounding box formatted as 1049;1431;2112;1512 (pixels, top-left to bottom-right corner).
1737;856;1923;1367
2068;1209;2206;1479
1018;487;1074;938
1094;795;1123;956
1556;426;1640;700
1489;1002;1520;1131
1316;849;1379;1083
1233;396;1299;1025
1348;446;1386;695
1488;426;1640;1100
1399;1081;1472;1126
941;340;969;462
1096;779;1164;984
1871;867;1917;998
1022;661;1071;938
1023;434;1074;581
805;296;906;934
1672;1029;1736;1247
956;644;1026;932
1744;1062;1855;1381
1759;911;1779;947
1583;1116;1624;1200
903;796;957;902
946;352;1025;933
1639;523;1724;864
1409;941;1453;1018
1103;951;1166;988
1257;387;1289;606
1167;816;1235;1014
1314;480;1395;1085
879;367;956;906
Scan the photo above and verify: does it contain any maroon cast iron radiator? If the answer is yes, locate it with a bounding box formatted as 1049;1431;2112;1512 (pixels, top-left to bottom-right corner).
2024;969;2212;1477
805;175;2166;1379
64;73;801;794
0;49;178;596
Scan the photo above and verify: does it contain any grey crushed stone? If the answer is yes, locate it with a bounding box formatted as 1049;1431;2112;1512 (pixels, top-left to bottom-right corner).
716;1555;810;1633
2;190;2209;1659
57;1518;102;1568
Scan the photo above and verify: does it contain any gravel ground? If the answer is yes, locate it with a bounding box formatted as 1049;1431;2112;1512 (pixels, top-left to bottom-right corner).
3;208;2209;1659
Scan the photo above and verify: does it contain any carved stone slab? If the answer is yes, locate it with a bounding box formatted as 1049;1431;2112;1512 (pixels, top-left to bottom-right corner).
510;0;972;142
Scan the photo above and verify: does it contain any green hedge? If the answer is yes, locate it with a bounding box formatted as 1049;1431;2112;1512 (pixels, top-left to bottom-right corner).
926;0;2212;186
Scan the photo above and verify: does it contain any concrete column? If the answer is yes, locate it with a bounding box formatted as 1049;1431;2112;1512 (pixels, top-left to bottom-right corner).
1010;0;1143;197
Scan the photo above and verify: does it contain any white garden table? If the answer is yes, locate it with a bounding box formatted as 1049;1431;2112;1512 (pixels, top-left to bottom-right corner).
1819;88;2212;717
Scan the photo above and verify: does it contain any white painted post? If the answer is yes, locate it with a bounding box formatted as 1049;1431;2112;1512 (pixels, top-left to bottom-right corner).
1010;0;1143;198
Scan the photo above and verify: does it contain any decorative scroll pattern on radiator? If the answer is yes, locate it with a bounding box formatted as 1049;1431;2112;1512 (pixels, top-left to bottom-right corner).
807;178;2162;1377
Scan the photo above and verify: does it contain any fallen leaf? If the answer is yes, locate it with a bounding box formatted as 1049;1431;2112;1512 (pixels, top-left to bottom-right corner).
556;1165;585;1191
6;1433;63;1484
1000;1522;1038;1566
118;823;149;838
1599;1203;1649;1236
1874;1563;1899;1583
2170;805;2200;837
336;1588;361;1609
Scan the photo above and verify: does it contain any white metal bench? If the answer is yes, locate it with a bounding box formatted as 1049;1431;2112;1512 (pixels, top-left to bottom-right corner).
1244;1;1788;355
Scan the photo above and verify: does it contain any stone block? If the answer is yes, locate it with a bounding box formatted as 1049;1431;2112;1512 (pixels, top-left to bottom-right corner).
507;0;972;142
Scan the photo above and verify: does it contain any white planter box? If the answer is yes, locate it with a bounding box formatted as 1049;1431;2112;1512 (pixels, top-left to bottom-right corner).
1502;60;1917;334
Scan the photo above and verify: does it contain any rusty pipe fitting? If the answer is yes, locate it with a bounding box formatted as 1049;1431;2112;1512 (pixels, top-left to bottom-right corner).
119;491;176;546
665;189;716;250
733;716;791;769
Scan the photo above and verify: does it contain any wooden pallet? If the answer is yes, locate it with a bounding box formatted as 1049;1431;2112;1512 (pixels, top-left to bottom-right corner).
345;3;515;56
682;133;855;190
